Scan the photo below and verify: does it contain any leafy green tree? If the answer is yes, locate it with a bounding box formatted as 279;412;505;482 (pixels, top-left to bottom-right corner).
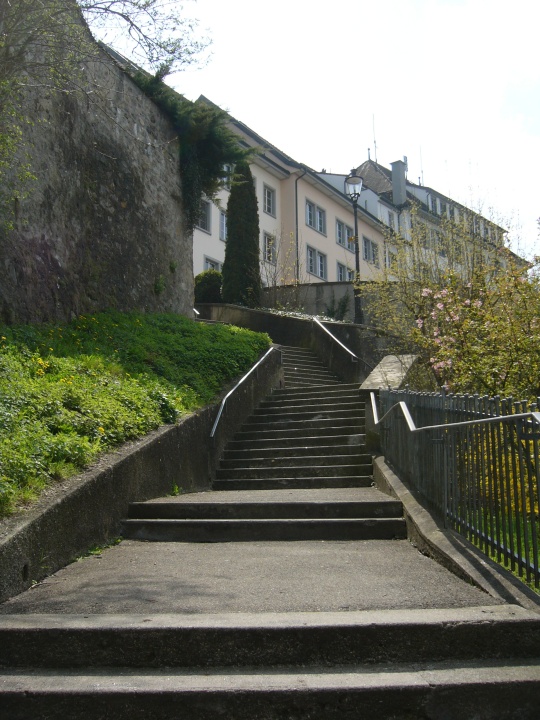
221;161;262;307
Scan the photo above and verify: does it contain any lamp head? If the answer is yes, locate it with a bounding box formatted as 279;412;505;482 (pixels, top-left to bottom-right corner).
345;170;363;201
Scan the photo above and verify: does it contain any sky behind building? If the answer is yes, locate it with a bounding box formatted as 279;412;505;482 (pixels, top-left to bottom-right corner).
169;0;539;259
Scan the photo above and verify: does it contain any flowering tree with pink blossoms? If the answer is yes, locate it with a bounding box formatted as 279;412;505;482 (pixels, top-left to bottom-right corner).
408;263;540;397
359;210;540;399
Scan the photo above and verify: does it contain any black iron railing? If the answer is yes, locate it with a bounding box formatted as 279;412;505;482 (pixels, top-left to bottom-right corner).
372;388;540;588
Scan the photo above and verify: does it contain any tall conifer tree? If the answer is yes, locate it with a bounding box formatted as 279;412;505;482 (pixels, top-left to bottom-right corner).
221;161;261;307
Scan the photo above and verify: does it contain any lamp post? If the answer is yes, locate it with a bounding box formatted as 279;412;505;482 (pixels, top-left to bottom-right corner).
345;170;363;276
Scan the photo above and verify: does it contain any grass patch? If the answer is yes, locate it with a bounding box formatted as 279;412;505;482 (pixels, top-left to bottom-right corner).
0;311;270;517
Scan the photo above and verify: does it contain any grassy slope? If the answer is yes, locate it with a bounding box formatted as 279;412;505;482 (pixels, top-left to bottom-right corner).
0;311;270;516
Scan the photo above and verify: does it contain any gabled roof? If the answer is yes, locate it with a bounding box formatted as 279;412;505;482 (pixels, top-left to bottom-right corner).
356;159;393;195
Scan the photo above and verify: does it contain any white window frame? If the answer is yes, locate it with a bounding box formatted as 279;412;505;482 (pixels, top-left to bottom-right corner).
362;236;379;267
336;219;355;252
197;199;211;233
307;245;327;280
204;256;221;272
337;262;354;282
306;200;326;235
221;164;233;190
219;211;227;242
263;184;276;217
385;247;397;270
263;232;276;264
307;246;315;275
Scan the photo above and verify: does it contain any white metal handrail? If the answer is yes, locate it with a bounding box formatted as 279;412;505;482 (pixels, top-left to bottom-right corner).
312;316;358;361
370;392;540;433
210;346;277;438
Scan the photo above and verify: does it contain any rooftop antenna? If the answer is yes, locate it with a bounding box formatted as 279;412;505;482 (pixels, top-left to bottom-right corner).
372;115;378;164
419;146;424;186
368;148;371;161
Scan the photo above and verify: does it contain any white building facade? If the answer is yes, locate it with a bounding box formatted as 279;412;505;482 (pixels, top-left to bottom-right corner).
192;108;386;287
193;103;514;291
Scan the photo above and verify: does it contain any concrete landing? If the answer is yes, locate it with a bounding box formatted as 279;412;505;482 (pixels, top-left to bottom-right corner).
0;536;502;616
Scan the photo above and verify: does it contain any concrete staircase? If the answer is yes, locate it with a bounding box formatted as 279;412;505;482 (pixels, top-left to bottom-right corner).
122;345;405;542
2;345;539;718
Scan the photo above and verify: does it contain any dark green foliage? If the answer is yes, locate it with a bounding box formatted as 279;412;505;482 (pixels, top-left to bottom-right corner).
222;161;262;307
326;293;350;321
0;311;271;516
130;72;249;229
194;270;222;303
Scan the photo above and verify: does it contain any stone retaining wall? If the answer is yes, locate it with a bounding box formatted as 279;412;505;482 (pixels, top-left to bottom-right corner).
2;44;192;324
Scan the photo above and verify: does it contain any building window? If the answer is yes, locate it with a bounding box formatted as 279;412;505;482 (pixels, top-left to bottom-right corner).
362;236;379;267
204;256;221;272
219;211;227;242
337;262;354;282
307;246;315;274
385;247;397;270
197;199;211;233
336;220;355;252
306;201;326;234
263;185;276;216
307;246;327;279
263;232;276;264
388;211;395;230
221;164;233;190
430;196;438;214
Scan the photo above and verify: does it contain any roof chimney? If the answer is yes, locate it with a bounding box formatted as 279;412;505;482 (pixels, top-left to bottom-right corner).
390;160;407;206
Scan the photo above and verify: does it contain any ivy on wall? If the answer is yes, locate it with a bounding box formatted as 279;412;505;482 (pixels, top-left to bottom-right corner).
131;70;250;230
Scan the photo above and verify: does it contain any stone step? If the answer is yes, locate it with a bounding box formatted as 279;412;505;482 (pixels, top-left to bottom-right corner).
282;358;329;369
253;400;364;415
240;417;365;433
2;661;538;720
234;426;365;442
2;606;537;668
273;384;360;397
259;395;361;409
212;476;373;490
120;517;407;542
219;454;372;470
285;378;343;387
215;463;372;480
283;367;338;379
128;499;402;520
223;444;368;460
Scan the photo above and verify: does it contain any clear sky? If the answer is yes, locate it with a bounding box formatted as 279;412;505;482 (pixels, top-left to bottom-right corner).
168;0;539;259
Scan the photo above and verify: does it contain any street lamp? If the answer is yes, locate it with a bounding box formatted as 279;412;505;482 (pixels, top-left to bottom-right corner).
345;170;363;275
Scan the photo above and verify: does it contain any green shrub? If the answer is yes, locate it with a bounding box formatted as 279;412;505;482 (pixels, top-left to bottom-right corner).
194;270;222;303
0;312;270;516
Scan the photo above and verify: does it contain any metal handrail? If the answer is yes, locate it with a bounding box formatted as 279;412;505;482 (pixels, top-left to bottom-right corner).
210;346;277;438
312;316;358;361
370;392;540;433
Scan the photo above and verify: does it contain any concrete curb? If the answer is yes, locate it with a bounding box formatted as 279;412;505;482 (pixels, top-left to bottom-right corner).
373;456;540;613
